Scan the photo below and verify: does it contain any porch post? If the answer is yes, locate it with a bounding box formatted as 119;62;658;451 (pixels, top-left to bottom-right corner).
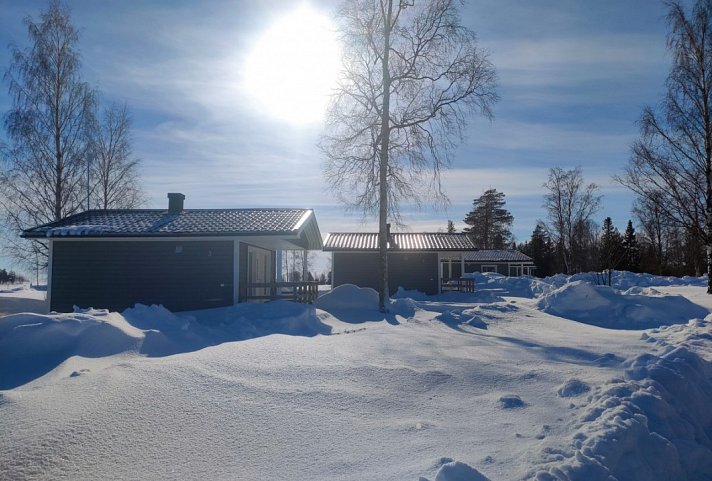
46;239;53;313
276;250;283;282
233;240;240;304
460;253;465;278
437;253;442;294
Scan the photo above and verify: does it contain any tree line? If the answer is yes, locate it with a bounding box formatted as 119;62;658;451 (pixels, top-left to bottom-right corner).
1;0;143;270
450;163;706;283
0;268;26;285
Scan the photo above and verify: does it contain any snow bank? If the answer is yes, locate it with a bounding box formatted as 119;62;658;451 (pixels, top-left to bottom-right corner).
316;284;379;311
1;301;331;387
545;271;706;290
463;272;554;298
316;284;419;321
526;329;712;481
0;311;143;389
191;300;331;340
537;281;708;329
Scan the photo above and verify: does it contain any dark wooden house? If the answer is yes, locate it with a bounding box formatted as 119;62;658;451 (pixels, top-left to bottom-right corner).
324;232;535;295
23;194;322;312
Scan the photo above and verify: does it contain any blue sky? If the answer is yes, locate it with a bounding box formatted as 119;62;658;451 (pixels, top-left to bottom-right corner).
0;0;681;271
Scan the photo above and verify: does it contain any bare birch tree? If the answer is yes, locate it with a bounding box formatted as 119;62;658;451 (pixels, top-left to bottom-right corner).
543;167;602;274
617;0;712;293
1;0;96;266
90;103;143;210
320;0;498;310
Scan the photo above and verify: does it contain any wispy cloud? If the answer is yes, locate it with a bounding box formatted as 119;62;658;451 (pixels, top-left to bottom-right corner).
0;0;667;262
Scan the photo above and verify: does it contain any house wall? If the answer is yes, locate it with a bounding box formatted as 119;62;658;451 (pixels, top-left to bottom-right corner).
464;262;534;276
465;262;508;276
51;240;234;312
333;252;439;295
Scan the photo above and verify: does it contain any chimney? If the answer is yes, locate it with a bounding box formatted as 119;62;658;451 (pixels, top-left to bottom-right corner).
167;193;185;214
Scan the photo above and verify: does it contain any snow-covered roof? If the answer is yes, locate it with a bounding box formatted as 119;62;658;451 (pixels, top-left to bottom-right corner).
323;232;477;251
23;208;322;247
464;249;533;263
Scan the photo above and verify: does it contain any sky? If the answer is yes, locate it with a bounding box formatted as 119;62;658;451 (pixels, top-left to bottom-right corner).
0;0;683;272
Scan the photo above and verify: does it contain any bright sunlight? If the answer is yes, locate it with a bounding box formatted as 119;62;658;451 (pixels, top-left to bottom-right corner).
244;5;341;125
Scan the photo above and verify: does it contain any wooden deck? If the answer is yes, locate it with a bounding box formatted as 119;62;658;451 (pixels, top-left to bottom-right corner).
244;281;319;304
440;277;475;293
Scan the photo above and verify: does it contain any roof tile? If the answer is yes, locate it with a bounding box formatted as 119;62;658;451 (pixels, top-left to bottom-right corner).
323;232;476;251
23;208;312;238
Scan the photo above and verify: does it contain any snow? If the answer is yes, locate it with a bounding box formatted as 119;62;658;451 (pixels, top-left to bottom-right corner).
1;273;711;480
46;225;114;236
537;280;708;329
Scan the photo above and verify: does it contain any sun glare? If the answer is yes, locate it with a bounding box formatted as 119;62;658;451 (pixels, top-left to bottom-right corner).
244;5;341;125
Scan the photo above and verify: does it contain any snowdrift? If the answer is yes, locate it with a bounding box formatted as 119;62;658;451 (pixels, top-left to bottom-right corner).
0;310;143;389
463;272;553;298
527;322;712;481
316;284;418;321
0;301;330;389
537;281;708;329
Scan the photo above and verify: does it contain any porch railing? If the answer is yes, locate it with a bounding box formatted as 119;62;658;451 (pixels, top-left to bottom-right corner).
244;281;319;304
441;277;475;293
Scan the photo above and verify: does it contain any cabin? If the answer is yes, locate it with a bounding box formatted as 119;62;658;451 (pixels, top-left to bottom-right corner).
22;194;322;312
324;232;535;295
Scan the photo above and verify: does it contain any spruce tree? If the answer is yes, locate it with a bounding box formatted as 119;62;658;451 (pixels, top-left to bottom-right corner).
463;189;513;249
521;222;555;277
621;220;640;272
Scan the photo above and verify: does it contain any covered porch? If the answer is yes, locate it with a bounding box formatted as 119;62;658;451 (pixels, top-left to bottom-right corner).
238;216;322;304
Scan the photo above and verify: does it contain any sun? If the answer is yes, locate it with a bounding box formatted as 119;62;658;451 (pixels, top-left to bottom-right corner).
244;5;341;125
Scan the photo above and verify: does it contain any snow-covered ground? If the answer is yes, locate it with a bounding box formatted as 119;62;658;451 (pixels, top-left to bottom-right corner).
1;272;711;481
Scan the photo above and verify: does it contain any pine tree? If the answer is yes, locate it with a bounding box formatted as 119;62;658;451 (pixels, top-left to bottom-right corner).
599;217;623;285
621;220;640;272
446;220;455;234
463;189;514;249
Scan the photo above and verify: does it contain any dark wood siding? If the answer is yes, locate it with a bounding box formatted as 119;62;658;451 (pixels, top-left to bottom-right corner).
51;240;233;312
333;252;439;295
465;262;507;275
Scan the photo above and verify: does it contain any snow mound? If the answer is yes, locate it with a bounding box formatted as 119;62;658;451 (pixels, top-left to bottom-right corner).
464;272;553;298
214;301;330;339
0;311;143;389
123;304;191;331
622;286;663;296
545;271;706;290
557;379;591;398
389;296;418;318
1;301;332;387
527;345;712;481
499;394;526;409
434;461;492;481
435;308;488;329
315;284;379;311
537;281;708;329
